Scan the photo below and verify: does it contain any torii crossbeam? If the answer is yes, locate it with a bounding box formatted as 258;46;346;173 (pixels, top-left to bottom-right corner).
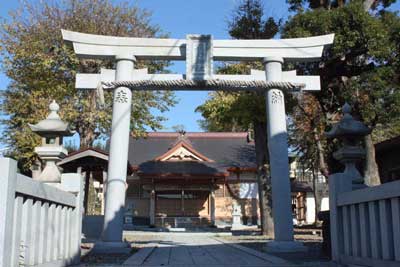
62;30;334;252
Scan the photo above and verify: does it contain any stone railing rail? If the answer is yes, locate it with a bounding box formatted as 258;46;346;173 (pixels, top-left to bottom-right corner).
0;158;84;267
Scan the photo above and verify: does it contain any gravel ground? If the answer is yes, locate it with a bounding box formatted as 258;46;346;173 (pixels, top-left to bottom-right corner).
219;227;331;265
79;228;330;266
80;233;169;266
80;243;137;266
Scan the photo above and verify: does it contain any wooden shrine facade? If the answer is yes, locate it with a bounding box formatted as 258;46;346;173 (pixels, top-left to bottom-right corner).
59;132;314;228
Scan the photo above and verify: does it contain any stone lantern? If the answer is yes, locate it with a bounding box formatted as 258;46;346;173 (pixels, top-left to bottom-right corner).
29;100;74;182
326;103;371;187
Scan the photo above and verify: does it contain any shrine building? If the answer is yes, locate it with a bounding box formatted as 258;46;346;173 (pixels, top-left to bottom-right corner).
59;131;326;229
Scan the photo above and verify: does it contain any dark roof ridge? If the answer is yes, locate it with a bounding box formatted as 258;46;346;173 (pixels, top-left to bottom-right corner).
140;132;248;139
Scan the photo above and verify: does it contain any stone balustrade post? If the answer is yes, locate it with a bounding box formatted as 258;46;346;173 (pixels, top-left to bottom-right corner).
0;158;18;267
58;173;84;265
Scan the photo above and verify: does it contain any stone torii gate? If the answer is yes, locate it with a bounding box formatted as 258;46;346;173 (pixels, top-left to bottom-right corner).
62;30;333;251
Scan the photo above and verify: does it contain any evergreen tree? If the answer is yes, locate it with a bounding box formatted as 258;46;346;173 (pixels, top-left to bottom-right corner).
283;0;400;185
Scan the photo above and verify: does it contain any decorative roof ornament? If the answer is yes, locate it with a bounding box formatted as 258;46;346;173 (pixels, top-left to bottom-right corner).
326;103;371;188
171;130;192;147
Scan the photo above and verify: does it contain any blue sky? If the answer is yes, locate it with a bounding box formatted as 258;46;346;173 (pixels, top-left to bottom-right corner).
1;0;399;149
135;0;290;132
0;0;291;149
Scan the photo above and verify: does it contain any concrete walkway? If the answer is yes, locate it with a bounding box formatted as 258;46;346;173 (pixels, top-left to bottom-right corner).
122;234;298;267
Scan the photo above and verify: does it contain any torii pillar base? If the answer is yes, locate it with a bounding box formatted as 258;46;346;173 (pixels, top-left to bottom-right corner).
91;241;131;255
265;241;308;253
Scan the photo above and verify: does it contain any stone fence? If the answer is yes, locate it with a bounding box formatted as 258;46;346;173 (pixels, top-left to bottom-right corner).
330;174;400;266
328;104;400;267
0;158;84;267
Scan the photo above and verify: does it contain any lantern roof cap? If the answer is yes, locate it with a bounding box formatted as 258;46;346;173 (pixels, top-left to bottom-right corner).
29;100;74;136
326;103;371;139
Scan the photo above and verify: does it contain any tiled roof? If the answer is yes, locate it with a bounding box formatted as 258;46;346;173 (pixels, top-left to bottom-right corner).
128;132;256;175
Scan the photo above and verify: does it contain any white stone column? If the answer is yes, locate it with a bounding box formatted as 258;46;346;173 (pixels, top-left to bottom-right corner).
102;54;135;243
149;190;155;226
264;57;306;252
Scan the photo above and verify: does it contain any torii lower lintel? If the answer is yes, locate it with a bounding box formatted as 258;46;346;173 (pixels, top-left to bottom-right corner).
76;68;321;91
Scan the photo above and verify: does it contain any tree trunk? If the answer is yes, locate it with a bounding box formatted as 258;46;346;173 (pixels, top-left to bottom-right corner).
80;129;96;148
87;171;99;215
312;167;322;226
314;131;329;179
79;90;97;148
253;120;274;236
364;134;381;186
363;0;376;11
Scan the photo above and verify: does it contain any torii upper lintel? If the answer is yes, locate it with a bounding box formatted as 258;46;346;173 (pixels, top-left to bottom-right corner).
61;29;334;62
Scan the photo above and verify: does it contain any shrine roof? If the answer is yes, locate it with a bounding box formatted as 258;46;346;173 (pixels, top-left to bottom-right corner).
58;147;109;171
128;132;257;172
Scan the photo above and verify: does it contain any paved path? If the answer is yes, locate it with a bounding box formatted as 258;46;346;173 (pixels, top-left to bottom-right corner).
123;234;298;267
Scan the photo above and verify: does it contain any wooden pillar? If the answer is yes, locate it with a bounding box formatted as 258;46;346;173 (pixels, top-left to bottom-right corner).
83;171;90;215
149;190;155;226
101;171;107;215
210;186;216;226
181;189;185;216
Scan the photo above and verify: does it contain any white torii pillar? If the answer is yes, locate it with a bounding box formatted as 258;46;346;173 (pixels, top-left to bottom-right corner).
264;57;305;251
102;54;135;243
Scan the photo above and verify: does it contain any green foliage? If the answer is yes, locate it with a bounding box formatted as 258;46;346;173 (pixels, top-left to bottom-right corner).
0;0;176;171
196;62;265;132
229;0;281;39
283;1;400;175
287;0;396;12
284;0;400;130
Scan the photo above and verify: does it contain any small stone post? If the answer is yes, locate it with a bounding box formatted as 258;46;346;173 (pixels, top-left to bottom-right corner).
0;158;18;267
263;56;306;252
59;173;84;265
102;54;135;243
